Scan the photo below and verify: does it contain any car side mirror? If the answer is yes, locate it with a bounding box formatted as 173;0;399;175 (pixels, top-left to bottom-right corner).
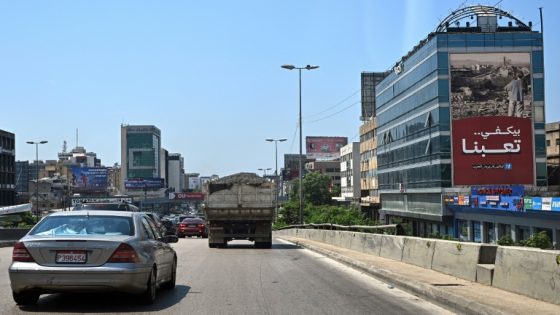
163;235;178;243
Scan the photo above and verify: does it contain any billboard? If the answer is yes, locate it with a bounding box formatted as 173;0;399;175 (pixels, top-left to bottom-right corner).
188;177;201;190
169;192;205;201
306;136;348;160
523;197;560;212
450;53;534;185
124;178;164;189
71;167;108;192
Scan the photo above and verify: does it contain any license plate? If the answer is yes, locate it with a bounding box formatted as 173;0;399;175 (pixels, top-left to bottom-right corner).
188;224;196;227
56;250;87;264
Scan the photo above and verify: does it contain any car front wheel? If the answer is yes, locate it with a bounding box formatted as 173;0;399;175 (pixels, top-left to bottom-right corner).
13;291;39;305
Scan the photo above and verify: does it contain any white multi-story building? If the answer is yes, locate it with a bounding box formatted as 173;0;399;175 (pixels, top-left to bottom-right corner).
334;142;360;203
167;153;184;192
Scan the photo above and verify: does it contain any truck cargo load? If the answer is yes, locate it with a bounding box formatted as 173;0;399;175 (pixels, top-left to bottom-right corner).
204;172;274;248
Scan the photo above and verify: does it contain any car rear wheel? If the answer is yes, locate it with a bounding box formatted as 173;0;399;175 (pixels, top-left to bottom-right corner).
13;291;39;305
161;258;176;290
140;268;157;305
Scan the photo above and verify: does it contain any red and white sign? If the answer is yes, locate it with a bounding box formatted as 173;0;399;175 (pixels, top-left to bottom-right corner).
306;136;348;160
169;192;205;201
452;116;533;185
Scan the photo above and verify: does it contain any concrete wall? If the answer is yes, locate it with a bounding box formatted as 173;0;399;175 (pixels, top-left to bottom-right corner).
493;246;560;305
379;235;404;261
275;228;560;304
401;237;436;269
430;240;485;282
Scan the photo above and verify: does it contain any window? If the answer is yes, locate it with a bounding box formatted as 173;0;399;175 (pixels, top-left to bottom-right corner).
547;140;551;147
557;139;560;146
141;218;156;239
31;215;134;236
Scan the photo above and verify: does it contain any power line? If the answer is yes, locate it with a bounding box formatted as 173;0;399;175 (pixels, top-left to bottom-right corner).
303;89;360;119
304;100;360;124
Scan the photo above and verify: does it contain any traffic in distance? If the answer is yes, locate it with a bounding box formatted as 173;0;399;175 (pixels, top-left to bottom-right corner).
7;173;274;306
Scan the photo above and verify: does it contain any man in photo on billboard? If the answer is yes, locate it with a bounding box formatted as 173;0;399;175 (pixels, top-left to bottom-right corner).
505;72;524;117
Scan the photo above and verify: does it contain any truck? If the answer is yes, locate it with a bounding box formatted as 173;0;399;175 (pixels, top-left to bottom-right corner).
204;172;274;248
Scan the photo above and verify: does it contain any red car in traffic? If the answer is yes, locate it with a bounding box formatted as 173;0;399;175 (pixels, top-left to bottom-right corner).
177;218;208;238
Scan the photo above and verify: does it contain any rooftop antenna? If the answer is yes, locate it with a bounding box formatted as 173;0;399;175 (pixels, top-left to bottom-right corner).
62;140;67;153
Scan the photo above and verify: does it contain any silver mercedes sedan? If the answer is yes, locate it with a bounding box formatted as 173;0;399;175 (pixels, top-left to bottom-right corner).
9;210;178;305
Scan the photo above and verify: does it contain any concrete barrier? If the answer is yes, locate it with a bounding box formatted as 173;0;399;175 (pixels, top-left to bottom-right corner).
492;246;560;305
364;234;383;256
337;231;353;249
379;235;405;261
431;240;488;281
349;232;367;253
324;230;337;246
402;237;436;269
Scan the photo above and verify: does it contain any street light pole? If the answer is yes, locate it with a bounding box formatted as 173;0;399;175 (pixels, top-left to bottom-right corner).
26;140;48;222
281;64;319;224
258;168;272;177
265;138;287;220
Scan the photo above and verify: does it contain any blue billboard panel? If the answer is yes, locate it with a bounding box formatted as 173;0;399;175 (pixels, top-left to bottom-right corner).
471;195;523;212
71;167;108;192
552;198;560;212
524;197;560;212
125;178;164;189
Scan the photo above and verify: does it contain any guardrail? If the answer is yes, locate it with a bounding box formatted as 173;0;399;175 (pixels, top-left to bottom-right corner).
275;223;402;235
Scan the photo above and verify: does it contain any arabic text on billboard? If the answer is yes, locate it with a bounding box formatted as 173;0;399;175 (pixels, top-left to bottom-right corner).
71;167;108;192
125;178;164;189
306;136;347;160
450;53;534;185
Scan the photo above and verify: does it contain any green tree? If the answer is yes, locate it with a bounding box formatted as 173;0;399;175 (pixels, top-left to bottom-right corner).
278;200;300;225
497;235;515;246
306;204;372;226
520;231;552;249
290;172;334;206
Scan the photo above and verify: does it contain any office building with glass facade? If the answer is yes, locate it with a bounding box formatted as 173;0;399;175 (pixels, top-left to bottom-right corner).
120;125;162;192
0;129;16;206
375;5;549;239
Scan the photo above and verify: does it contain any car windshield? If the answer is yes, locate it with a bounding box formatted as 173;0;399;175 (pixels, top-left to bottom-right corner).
30;215;134;236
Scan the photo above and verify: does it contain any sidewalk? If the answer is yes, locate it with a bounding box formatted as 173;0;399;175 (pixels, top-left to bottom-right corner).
276;235;560;315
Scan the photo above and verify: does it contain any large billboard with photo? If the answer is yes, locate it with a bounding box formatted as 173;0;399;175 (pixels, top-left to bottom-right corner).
306;136;347;160
450;52;534;185
71;167;108;192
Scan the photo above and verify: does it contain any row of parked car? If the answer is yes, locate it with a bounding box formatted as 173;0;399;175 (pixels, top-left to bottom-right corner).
9;202;180;306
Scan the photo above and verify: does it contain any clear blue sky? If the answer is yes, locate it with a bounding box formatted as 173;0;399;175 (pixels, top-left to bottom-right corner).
1;0;558;177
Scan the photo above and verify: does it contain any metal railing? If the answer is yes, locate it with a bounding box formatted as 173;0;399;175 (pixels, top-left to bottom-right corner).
275;223;403;235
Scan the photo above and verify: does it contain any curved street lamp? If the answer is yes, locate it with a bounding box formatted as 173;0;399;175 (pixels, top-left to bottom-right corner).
26;140;48;221
265;138;287;220
258;168;272;177
281;64;319;224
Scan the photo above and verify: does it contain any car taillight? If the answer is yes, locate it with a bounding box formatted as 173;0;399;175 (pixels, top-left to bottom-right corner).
12;242;34;262
198;224;205;228
108;243;140;263
179;223;186;228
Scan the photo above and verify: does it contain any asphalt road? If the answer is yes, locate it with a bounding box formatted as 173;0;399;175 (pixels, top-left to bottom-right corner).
0;238;454;314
